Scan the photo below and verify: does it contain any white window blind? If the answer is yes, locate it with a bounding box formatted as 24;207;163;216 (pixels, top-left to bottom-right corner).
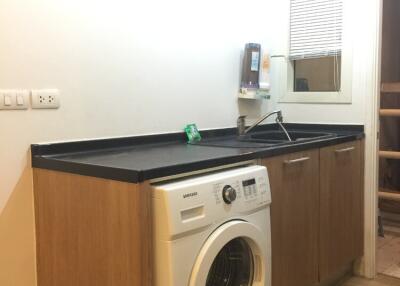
290;0;343;60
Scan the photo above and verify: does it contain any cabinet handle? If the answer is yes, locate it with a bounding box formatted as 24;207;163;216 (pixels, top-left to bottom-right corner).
335;146;355;153
284;157;310;165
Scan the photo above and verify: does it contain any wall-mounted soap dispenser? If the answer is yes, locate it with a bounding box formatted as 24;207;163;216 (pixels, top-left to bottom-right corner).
239;43;271;100
241;43;261;89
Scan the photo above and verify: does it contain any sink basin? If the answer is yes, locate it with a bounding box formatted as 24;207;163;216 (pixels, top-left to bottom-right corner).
190;137;289;148
190;131;336;149
241;131;336;143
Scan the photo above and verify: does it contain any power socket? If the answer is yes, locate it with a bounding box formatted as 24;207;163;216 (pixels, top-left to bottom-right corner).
31;89;60;109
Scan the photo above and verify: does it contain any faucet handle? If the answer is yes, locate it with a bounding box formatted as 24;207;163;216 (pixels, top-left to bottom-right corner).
276;111;283;123
237;115;247;124
237;115;247;136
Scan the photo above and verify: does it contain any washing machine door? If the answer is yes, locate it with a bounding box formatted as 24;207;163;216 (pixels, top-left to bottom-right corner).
189;220;268;286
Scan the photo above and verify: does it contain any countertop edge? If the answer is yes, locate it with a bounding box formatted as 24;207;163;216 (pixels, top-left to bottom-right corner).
32;156;141;183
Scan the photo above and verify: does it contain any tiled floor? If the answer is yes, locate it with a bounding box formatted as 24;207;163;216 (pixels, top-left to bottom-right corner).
342;275;400;286
377;223;400;279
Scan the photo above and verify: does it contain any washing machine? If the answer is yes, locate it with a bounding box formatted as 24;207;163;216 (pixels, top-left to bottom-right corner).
152;165;271;286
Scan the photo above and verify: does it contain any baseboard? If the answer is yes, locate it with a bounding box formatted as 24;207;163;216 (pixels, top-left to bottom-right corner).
318;262;353;286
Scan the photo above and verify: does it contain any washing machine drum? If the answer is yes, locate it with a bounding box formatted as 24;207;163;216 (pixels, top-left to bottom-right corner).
206;237;253;285
189;220;267;286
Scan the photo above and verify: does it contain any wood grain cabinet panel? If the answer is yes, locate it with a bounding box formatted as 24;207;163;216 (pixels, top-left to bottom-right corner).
262;150;320;286
319;141;364;281
33;169;153;286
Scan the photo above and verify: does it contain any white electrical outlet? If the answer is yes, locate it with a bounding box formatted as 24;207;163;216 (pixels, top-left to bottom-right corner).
31;89;60;109
0;89;29;110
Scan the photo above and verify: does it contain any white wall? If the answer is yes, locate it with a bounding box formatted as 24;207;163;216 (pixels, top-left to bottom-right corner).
0;0;271;210
0;0;369;285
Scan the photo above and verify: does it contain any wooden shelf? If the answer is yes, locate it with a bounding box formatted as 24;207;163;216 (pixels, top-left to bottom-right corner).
382;82;400;93
380;109;400;117
379;188;400;202
379;150;400;159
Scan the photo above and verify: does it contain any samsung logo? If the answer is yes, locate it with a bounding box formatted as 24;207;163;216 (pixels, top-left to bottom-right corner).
183;192;198;199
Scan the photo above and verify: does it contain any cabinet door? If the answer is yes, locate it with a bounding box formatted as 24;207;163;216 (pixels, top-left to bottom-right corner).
263;150;319;286
319;141;363;281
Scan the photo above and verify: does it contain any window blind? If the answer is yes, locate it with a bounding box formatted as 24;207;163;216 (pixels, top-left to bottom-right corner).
289;0;343;60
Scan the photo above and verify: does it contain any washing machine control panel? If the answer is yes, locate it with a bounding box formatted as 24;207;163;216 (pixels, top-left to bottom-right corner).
153;165;271;238
211;170;270;210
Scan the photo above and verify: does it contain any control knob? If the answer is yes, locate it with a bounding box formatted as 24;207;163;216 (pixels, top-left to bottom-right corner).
222;185;237;204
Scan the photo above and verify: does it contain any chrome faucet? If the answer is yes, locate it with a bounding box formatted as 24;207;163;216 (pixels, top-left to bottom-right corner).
237;110;293;141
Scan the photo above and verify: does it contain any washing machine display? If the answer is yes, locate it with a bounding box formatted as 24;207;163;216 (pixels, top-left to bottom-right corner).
242;178;257;200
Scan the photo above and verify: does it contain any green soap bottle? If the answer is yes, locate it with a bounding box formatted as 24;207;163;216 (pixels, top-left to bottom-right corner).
184;124;201;143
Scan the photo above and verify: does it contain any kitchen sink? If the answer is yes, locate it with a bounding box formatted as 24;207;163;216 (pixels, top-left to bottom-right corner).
190;137;288;148
240;130;336;143
191;131;336;149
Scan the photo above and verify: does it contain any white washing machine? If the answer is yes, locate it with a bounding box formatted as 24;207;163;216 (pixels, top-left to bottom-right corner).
152;165;271;286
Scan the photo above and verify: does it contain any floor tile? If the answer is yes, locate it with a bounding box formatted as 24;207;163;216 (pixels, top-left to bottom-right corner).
341;275;400;286
377;223;400;280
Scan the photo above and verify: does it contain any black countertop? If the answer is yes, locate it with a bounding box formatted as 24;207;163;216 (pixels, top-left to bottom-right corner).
31;123;364;183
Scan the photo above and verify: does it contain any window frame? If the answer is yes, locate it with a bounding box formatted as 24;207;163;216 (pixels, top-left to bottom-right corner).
278;0;353;104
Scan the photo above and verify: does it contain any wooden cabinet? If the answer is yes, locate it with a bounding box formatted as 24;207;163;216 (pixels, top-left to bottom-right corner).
33;169;153;286
262;140;364;286
319;141;364;280
263;150;320;286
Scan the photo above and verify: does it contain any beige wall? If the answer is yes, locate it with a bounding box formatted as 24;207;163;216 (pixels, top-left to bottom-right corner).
0;167;36;285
